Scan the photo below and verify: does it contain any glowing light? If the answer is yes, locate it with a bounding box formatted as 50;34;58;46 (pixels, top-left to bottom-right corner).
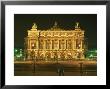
32;44;34;47
16;55;21;58
14;48;23;58
15;49;18;52
85;49;97;59
89;54;93;57
68;53;71;55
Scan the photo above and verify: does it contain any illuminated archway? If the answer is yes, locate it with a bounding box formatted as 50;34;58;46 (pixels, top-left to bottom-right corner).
45;52;51;60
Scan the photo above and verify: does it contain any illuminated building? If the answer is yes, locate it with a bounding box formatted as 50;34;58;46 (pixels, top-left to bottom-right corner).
24;22;85;60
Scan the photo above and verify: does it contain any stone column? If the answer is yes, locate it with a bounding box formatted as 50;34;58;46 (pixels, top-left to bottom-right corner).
38;40;40;49
52;40;53;49
72;39;74;49
44;40;46;50
28;39;29;49
74;39;76;49
36;39;38;49
59;40;61;49
81;40;82;49
58;40;59;49
51;40;52;49
66;39;68;49
43;40;44;49
29;39;31;49
65;40;66;49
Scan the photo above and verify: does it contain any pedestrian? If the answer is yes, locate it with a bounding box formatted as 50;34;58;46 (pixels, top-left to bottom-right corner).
57;66;64;76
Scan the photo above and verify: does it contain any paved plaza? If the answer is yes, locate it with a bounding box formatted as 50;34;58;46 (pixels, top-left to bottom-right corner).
14;60;97;76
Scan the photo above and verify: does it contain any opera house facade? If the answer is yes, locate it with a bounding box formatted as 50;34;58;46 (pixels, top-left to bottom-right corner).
24;22;85;61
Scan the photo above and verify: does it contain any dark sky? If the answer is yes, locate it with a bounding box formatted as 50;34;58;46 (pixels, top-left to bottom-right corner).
14;14;97;50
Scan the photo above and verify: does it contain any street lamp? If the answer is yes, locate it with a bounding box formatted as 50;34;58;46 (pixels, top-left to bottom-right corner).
79;62;83;76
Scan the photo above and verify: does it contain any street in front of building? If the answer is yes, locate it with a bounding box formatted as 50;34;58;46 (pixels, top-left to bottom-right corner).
14;60;97;76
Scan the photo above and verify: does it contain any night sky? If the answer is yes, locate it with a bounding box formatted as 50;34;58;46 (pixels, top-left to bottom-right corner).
14;14;97;50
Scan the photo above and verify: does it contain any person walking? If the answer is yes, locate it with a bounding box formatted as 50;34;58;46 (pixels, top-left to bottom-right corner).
57;66;64;76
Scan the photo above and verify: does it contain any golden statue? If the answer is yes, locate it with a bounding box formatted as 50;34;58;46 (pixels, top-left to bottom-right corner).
75;22;80;28
32;23;37;29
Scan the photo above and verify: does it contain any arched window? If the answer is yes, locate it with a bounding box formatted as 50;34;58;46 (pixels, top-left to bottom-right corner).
76;39;81;49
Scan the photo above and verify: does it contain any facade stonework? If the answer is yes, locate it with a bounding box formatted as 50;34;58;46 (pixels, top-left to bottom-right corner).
24;22;85;60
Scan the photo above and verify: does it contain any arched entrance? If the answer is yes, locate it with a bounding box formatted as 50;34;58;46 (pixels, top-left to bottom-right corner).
39;54;44;60
60;52;65;60
67;53;72;60
45;52;51;61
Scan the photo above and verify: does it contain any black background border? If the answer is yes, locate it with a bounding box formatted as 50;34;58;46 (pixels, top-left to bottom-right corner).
1;1;110;89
